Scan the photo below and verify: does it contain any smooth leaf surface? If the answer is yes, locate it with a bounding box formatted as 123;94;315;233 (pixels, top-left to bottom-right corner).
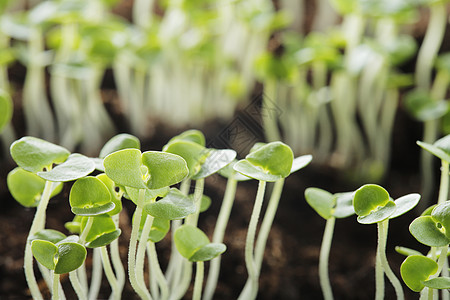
149;217;170;243
290;155;313;174
218;161;252;181
431;201;450;239
141;151;188;189
333;192;355;218
245;141;294;178
234;160;281;182
54;242;87;274
28;229;66;244
174;225;210;260
31;240;58;270
99;133;140;158
191;149;236;180
125;186;170;206
357;201;397;224
165;129;205;146
190;243;227;262
144;188;196;220
10;136;70;173
409;216;450;247
353;184;390;217
199;194;211;213
423;277;450;289
69;176;114;216
86;230;121;248
390;193;421;219
304;188;335;220
38;154;95;182
417;139;450;163
401;255;438;292
81;215;120;247
163;140;207;178
96;173;123;216
104;149;147;189
395;246;423;257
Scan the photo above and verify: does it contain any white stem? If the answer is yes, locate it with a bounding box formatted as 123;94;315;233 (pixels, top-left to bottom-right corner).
69;271;87;300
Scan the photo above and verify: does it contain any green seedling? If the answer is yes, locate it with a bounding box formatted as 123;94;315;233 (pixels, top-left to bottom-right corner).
104;148;188;300
9;136;94;300
353;184;420;300
304;188;355;300
174;224;226;300
0;88;12;132
235;142;312;300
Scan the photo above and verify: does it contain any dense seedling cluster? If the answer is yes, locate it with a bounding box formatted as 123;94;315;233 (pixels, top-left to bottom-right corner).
8;131;311;299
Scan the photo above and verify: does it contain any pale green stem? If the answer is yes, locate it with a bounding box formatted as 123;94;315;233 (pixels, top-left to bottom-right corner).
421;119;438;207
133;0;155;28
203;177;238;300
147;241;169;300
136;214;155;295
111;237;125;295
88;248;102;300
170;261;192;300
52;272;60;300
100;246;120;300
438;161;449;205
186;179;205;227
69;270;87;300
378;220;404;300
319;217;336;300
193;262;204;300
25;180;54;300
79;217;94;245
77;262;88;292
238;180;267;300
129;189;152;300
375;251;384;300
263;79;281;142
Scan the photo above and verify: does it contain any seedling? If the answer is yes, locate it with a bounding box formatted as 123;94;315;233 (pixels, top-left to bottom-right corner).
353;184;420;300
0;88;12;132
304;188;355;300
234;141;312;299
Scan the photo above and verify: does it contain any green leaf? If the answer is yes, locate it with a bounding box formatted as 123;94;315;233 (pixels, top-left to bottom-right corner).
174;225;210;260
99;133;140;158
144;188;196;220
54;242;87;274
404;89;449;121
141;151;188;189
29;229;66;244
390;193;421;219
333;192;355;218
290;155;312;174
353;184;393;220
401;255;438;292
81;215;120;248
7;167;62;207
199;194;211;213
357;201;397;224
125;186;170;206
417;136;450;163
233;160;282;182
104;149;148;189
0;89;12;132
165;129;206;147
31;240;58;270
189;243;227;262
149;217;170;243
218;160;252;181
395;246;423;257
69;176;114;216
65;216;83;234
86;230;121;248
96;173;123;216
163;140;207;178
304;188;336;220
423;277;450;289
10;136;70;173
38;153;95;182
409;216;450;247
245;142;294;178
431;201;450;239
191;149;236;180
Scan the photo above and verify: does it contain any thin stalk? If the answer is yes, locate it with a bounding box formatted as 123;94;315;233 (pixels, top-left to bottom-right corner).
69;270;87;300
77;262;88;291
186;179;205;227
319;217;336;300
129;189;152;300
438;161;449;205
238;180;267;300
100;246;120;300
203;177;238;300
378;220;404;300
110;238;125;295
375;251;384;300
147;241;169;300
88;248;102;300
52;272;60;300
25;180;54;300
136;214;155;294
79;217;94;245
263;79;281;142
193;261;204;300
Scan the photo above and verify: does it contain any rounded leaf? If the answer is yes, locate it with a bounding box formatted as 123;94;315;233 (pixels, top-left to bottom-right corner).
333;192;355;218
99;133;140;158
199;194;211;213
163;140;207;178
125;186;170;206
81;215;120;248
149;217;170;243
0;89;12;132
174;225;210;260
29;229;66;244
218;160;252;181
431;201;450;238
10;136;70;173
54;242;87;274
38;154;95;182
141;151;188;189
190;243;227;262
233;160;281;182
423;277;450;290
165;129;205;147
409;216;450;247
103;149;147;189
69;177;114;216
144;188;196;220
191;149;236;180
86;230;121;248
290;155;313;174
31;240;58;271
353;184;390;217
96;173;123;216
304;188;335;220
390;193;421;219
245;142;294;178
357;201;397;224
417;136;450;163
401;255;438;292
404;90;449;122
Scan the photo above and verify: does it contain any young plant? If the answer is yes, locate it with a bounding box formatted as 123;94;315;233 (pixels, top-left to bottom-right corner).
234;141;312;299
304;188;355;300
353;184;420;300
8;136;95;300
